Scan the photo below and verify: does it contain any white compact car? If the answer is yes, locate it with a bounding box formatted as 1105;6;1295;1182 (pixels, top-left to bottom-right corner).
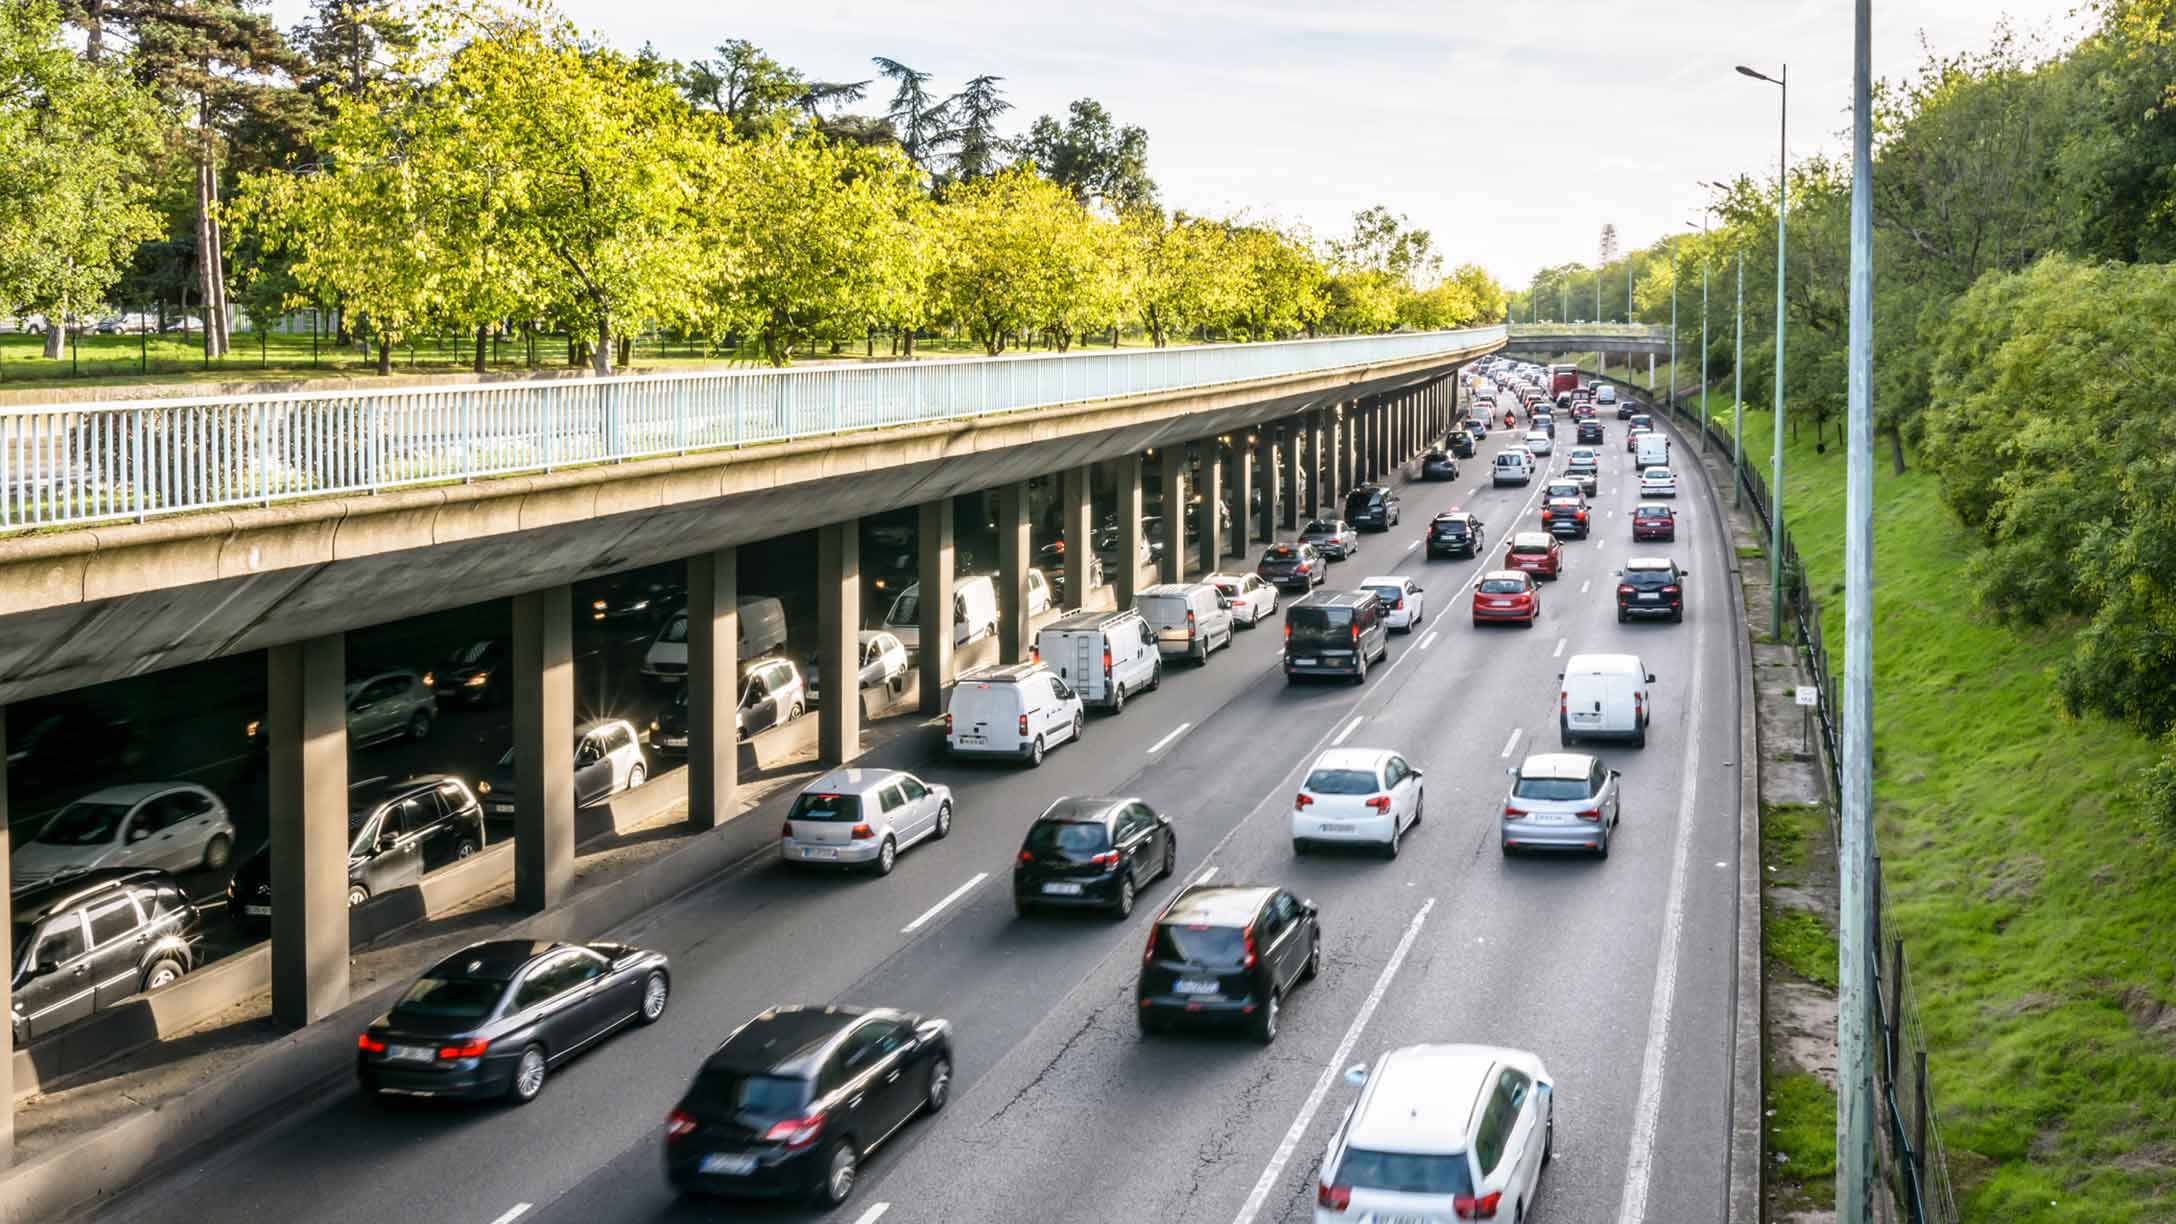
1291;747;1425;857
1639;466;1678;498
945;662;1085;767
1357;575;1425;632
780;767;952;876
1315;1044;1554;1224
1522;429;1553;456
1205;572;1278;628
11;783;237;889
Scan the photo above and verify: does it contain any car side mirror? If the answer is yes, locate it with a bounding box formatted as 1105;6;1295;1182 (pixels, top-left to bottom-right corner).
1680;568;1690;575
377;832;400;851
1646;673;1658;683
1611;769;1623;778
1504;766;1518;777
1343;1063;1369;1086
127;826;152;843
33;954;60;978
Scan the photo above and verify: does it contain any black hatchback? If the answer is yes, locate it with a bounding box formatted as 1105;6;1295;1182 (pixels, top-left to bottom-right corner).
1137;884;1320;1044
665;1004;955;1209
1013;796;1177;918
1343;485;1400;531
1426;512;1484;559
1420;451;1460;481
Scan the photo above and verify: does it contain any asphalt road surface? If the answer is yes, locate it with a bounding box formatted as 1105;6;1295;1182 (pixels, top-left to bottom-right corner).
91;393;1744;1224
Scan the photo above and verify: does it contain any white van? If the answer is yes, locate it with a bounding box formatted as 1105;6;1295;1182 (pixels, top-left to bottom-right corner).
1558;652;1656;748
945;662;1085;767
1134;582;1235;663
640;595;788;682
883;570;1048;656
1635;432;1670;469
1036;608;1161;712
1493;449;1534;486
1595;383;1618;405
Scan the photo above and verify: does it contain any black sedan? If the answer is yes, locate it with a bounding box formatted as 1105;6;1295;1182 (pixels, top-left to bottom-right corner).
435;639;509;706
357;938;670;1105
1419;450;1460;481
1013;796;1177;918
665;1004;954;1209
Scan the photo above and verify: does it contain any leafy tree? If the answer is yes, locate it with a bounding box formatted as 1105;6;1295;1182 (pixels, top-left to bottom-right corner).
872;56;949;179
1018;98;1154;210
681;38;804;138
290;0;419;107
930;166;1101;354
942;74;1011;182
1331;204;1439;287
1122;208;1236;347
1225;223;1324;340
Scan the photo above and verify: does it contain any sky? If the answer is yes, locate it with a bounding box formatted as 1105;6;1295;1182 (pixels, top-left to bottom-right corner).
271;0;2092;288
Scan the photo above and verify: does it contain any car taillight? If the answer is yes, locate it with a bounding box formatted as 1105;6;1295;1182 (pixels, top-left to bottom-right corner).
1018;714;1030;736
1243;930;1258;968
944;712;953;733
1662;585;1680;594
1294;792;1313;808
763;1114;826;1150
1090;850;1121;866
1349;624;1359;642
1391;598;1403;609
1635;691;1646;719
1503;804;1522;818
1283;621;1292;641
1365;796;1392;812
436;1038;490;1060
1618;584;1636;596
1559;689;1568;715
357;1033;385;1054
666;1108;698;1140
1143;927;1159;961
1454;1190;1503;1219
781;820;792;839
1103;648;1113;676
1576;510;1587;520
1577;807;1603;822
1186;610;1197;637
1318;1182;1352;1212
1019;849;1034;863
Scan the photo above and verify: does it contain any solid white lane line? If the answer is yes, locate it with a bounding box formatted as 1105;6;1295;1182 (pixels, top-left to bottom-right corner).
1553;637;1566;658
1230;899;1436;1224
1404;539;1420;553
1419;629;1440;651
1196;866;1219;886
1499;727;1523;758
1612;602;1710;1224
488;1207;531;1224
1331;715;1364;747
851;1205;892;1224
900;872;989;935
1146;722;1192;755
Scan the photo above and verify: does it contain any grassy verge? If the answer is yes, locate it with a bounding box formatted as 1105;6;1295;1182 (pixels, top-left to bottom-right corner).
1770;1072;1842;1203
1728;400;2176;1220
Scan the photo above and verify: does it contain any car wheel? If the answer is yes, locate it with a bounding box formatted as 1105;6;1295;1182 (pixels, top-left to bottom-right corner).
406;710;432;741
1071;714;1084;743
1300;936;1321;982
1385;820;1401;859
1597;828;1612;860
1354;653;1368;685
201;832;233;872
1113;875;1135;918
1111;683;1125;714
1618;609;1629;624
787;702;804;722
1148;662;1162;691
874;836;897;876
933;802;952;839
1252;989;1281;1045
815;1140;860;1208
626;762;646;790
1544;1112;1556;1163
1028;736;1046;767
639;971;669;1023
1414;792;1425;825
1138;1010;1164;1038
347;883;370;908
1193;638;1208;664
455;836;479;861
507;1045;547;1105
924;1055;953;1114
1672;608;1684;624
1159;833;1178;879
1292;837;1310;856
142;958;184;992
1633;725;1647;749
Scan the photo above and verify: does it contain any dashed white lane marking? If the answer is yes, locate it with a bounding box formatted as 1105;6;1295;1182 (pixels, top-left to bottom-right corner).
1581;580;1591;594
1331;715;1364;747
488;1207;531;1224
1404;539;1420;553
1196;866;1219;885
1229;899;1437;1224
851;1206;892;1224
1553;637;1567;658
900;873;989;935
1146;722;1192;755
1499;727;1524;758
1419;629;1440;651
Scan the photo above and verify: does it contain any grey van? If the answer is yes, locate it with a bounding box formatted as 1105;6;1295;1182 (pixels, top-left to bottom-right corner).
1283;591;1390;683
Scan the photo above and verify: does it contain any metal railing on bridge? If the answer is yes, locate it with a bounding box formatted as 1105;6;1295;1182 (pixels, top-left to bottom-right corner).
0;326;1502;532
1505;322;1670;338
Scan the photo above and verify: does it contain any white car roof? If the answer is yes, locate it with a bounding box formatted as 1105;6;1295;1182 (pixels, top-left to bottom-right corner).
1564;652;1645;675
1308;747;1394;774
1643;466;1673;476
802;767;911;795
1357;575;1408;588
67;781;197;805
1346;1045;1502;1153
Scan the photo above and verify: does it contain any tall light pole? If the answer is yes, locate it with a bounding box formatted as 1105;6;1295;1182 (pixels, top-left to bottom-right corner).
1840;2;1876;1220
1688;211;1711;453
1733;248;1745;505
1739;61;1788;636
1667;235;1678;412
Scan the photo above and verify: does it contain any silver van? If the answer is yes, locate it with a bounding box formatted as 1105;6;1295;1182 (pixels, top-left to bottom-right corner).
1134;583;1235;664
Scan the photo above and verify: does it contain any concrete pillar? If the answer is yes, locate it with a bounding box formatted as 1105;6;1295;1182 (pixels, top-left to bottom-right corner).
1160;449;1188;583
1199;439;1224;573
0;720;12;1163
1063;465;1093;609
687;547;737;832
268;633;350;1027
1230;436;1253;557
818;520;862;765
1325;413;1343;507
1304;414;1325;518
996;482;1031;663
1277;426;1299;531
1255;433;1278;546
1115;453;1145;608
513;589;573;914
916;498;955;715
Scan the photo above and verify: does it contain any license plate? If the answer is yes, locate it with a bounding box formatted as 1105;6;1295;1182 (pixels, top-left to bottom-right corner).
1041;882;1084;896
1536;812;1569;824
802;847;839;860
1174;978;1219;995
1639;592;1660;601
491;802;513;814
386;1044;433;1062
243;904;271;917
957;734;985;745
699;1153;757;1176
1319;822;1354;833
1289;657;1315;666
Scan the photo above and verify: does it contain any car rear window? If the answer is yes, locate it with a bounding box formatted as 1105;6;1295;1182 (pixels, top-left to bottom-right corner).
1509;541;1549;555
1514;777;1594;801
1623;569;1675;588
1287;606;1354;644
1305;768;1380;795
1303;520;1336;535
789;792;864;822
1262;546;1298;562
1156;924;1247;964
1636;506;1670;518
689;1069;810;1118
1478;578;1527;594
1333;1149;1475;1196
1026;821;1109;854
1137;595;1189;624
391;976;504;1023
1432;520;1468;535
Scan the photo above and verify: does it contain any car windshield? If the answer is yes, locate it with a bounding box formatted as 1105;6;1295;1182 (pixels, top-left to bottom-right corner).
1479;578;1527;594
1305;768;1380;795
35;800;131;845
391;975;504;1023
1287;608;1354;645
1333;1148;1476;1195
1026;821;1109;855
658;615;689;645
1156;924;1247;964
451;641;495;665
1514;777;1594;801
789;792;863;823
691;1069;810;1119
1302;520;1336;535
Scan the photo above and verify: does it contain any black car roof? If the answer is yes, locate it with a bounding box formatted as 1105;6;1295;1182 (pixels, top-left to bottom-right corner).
1290;590;1376;610
351;774;460;815
1159;884;1275;928
1034;796;1127;825
707;1004;880;1076
425;940;564;982
12;868;176;921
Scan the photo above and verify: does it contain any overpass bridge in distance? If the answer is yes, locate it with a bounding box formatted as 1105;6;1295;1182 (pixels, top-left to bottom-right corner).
1503;322;1671;356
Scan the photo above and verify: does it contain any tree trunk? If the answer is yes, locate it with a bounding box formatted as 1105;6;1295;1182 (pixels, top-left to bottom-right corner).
42;319;65;360
376;339;391;375
592;317;613;376
617;336;632;368
473;323;488;374
206;158;231;356
904;328;915;358
334;301;349;347
1888;426;1907;476
195;153;219;361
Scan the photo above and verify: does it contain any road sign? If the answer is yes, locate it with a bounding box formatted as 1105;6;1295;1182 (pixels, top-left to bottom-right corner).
1795;685;1819;707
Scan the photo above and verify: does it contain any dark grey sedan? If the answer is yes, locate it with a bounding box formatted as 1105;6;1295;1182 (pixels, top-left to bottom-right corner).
357;938;670;1104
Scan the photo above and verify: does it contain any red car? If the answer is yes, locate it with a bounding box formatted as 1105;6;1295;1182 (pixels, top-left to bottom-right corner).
1625;425;1650;453
1504;531;1563;580
1472;570;1542;627
1632;504;1677;541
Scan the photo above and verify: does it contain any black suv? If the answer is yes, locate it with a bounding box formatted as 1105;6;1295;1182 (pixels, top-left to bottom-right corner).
229;775;486;920
12;869;200;1044
1283;591;1390;683
1014;796;1178;918
1342;484;1400;531
1137;884;1320;1044
1426;512;1485;559
1576;419;1605;445
1617;557;1689;623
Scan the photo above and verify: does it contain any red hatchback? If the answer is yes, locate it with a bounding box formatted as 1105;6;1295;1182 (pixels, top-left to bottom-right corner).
1632;503;1677;541
1472;570;1542;627
1504;531;1563;580
1625;426;1649;454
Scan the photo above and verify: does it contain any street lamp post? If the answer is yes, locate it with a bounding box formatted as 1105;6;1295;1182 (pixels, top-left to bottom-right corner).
1734;249;1744;505
1667;236;1678;413
1738;61;1788;638
1688;211;1711;453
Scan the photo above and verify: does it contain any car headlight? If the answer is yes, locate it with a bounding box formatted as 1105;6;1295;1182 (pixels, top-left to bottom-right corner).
593;599;608;611
245;719;260;739
476;780;491;795
465;673;488;687
420;672;435;689
648;719;659;732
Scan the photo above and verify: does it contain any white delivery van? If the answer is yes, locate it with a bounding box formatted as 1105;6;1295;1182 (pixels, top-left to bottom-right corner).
1493;449;1534;486
1558;652;1656;748
1635;432;1670;468
1595;383;1618;405
884;574;999;655
641;595;787;682
1036;608;1161;712
944;662;1085;767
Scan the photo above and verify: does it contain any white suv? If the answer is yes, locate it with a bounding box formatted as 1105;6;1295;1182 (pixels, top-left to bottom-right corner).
1315;1044;1555;1223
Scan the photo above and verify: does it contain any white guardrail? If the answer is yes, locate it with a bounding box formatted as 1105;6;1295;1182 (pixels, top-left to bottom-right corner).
0;326;1502;531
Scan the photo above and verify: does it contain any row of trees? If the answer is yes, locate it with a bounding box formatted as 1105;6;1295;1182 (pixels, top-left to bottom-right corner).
0;1;1506;374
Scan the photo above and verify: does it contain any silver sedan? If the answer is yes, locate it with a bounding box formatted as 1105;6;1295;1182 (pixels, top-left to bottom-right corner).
1500;752;1622;858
